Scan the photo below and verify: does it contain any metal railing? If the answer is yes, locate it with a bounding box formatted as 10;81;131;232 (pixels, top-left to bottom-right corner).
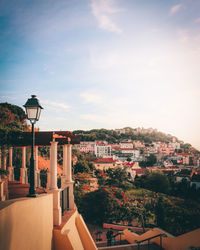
112;232;124;245
135;233;167;250
60;186;69;215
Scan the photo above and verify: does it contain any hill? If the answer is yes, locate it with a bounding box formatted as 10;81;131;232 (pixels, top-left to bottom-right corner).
73;127;180;144
0;102;27;130
0;102;28;147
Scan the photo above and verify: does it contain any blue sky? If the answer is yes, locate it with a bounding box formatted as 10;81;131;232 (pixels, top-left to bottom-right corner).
0;0;200;149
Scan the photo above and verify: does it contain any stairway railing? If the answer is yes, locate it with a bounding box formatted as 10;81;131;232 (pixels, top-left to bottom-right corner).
112;232;123;245
135;233;167;250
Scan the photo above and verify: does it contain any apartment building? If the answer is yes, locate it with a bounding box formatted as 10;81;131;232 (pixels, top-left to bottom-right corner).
94;143;112;158
79;141;96;154
120;141;134;149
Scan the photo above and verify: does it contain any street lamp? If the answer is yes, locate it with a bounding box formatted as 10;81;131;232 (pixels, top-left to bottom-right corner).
24;95;43;197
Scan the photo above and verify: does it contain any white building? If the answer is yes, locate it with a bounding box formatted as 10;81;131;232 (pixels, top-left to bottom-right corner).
169;141;181;150
120;142;134;149
133;140;145;148
79;141;96;154
94;143;112;158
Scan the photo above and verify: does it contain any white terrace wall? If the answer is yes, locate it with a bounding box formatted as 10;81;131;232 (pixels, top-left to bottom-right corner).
0;194;53;250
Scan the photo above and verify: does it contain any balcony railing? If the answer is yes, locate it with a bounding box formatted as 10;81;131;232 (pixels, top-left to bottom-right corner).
60;186;69;215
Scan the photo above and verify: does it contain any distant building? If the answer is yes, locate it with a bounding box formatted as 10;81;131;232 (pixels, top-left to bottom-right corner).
93;158;122;171
170;141;180;150
95;143;112;158
115;128;126;134
190;173;200;189
120;141;134;149
174;169;191;182
79;141;95;154
133;140;145;148
123;161;141;179
133;168;147;178
176;153;193;165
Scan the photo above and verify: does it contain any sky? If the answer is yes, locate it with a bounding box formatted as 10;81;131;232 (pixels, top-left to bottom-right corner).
0;0;200;149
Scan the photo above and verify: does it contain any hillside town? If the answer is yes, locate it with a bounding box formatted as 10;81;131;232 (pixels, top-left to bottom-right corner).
73;134;200;190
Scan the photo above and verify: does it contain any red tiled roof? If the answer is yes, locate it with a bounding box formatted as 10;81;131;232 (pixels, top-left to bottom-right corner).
134;169;147;175
80;141;95;143
176;153;191;156
122;162;135;166
168;165;179;169
96;143;109;146
146;167;163;170
94;158;116;163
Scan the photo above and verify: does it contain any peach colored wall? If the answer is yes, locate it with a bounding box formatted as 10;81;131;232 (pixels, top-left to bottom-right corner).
123;228;166;244
53;229;73;250
164;228;200;250
0;194;53;250
138;228;200;250
94;163;115;171
76;213;97;250
123;227;200;250
54;210;97;250
122;229;140;243
54;210;84;250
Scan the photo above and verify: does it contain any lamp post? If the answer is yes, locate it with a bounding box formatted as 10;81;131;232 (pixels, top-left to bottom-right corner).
23;95;43;197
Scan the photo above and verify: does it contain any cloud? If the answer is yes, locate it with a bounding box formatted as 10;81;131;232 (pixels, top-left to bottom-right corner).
43;65;55;75
177;29;189;43
170;4;183;14
80;92;103;104
42;99;70;110
195;17;200;23
55;117;68;121
80;113;105;123
91;0;122;34
90;49;122;70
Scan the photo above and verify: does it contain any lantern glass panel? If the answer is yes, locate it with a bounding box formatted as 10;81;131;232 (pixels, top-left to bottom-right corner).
36;107;41;121
26;107;38;120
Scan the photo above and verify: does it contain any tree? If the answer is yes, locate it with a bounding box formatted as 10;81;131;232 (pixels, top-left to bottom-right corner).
0;103;28;175
146;154;157;166
134;172;170;194
106;167;132;189
155;197;165;228
72;148;84;160
73;128;179;145
0;103;27;148
145;172;170;194
134;174;148;188
139;154;157;167
78;189;108;225
88;162;95;171
73;160;91;174
78;187;133;225
0;102;26;130
181;143;192;153
154;196;200;236
95;169;106;186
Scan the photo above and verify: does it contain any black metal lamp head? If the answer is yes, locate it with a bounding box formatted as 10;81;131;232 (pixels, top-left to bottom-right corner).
23;95;43;123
